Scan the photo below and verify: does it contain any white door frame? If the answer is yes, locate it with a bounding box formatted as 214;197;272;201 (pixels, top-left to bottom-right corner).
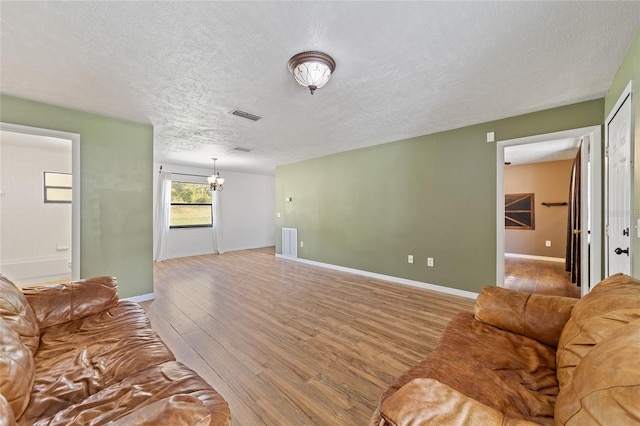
605;80;634;277
496;126;602;295
0;122;81;281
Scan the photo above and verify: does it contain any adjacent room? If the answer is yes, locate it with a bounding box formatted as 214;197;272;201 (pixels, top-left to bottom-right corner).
1;2;639;425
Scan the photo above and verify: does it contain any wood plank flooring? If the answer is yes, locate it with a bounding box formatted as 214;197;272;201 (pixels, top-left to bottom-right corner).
141;247;474;425
504;257;580;298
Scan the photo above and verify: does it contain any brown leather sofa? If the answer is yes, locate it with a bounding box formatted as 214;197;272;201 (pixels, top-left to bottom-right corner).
371;273;640;425
0;275;231;425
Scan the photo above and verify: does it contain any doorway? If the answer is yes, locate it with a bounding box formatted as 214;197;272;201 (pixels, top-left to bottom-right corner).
497;126;602;296
0;123;80;285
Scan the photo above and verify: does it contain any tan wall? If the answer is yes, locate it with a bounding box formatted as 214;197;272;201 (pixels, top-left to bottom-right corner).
504;160;574;258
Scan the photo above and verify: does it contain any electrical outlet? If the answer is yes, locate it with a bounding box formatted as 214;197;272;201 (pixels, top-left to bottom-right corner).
427;257;434;267
408;255;414;264
545;240;551;247
300;241;304;248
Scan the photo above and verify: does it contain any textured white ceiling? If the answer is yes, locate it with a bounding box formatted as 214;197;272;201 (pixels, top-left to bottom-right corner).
505;138;580;165
1;2;638;175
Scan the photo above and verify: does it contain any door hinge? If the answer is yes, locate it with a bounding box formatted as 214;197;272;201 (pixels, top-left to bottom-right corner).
605;224;609;237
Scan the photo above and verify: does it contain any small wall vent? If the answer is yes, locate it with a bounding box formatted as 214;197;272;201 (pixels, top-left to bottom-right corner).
230;109;262;121
282;228;298;258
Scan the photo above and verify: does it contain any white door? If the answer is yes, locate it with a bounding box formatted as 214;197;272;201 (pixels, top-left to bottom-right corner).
606;86;633;276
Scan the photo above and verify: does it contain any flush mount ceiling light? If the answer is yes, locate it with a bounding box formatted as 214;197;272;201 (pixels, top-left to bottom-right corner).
287;51;336;95
207;157;225;192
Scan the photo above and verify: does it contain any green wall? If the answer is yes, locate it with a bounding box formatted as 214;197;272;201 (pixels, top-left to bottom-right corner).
276;99;603;294
0;95;153;298
605;29;640;277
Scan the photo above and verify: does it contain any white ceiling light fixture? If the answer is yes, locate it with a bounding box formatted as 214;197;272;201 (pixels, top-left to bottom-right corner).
287;51;336;95
207;157;225;191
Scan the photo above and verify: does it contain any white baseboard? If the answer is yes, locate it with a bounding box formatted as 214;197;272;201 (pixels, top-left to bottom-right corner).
124;293;155;303
505;253;565;263
275;254;478;299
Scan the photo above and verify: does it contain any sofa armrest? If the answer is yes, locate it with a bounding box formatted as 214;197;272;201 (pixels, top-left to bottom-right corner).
474;286;577;347
110;395;218;426
22;277;119;329
378;378;537;426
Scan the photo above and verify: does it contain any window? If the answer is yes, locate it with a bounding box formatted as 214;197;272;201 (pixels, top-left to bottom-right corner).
44;172;72;203
505;193;535;230
170;181;212;228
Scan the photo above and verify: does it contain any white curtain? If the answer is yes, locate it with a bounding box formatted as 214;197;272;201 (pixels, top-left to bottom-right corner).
153;171;172;261
212;190;224;254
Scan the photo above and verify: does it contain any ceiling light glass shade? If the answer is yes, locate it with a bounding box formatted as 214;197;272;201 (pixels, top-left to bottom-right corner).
208;158;224;191
208;174;224;191
288;51;336;95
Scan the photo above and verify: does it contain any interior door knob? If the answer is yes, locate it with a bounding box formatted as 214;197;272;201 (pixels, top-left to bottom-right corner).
614;247;629;256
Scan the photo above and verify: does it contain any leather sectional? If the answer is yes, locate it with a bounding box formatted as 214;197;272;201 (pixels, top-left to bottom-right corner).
371;273;640;425
0;275;230;425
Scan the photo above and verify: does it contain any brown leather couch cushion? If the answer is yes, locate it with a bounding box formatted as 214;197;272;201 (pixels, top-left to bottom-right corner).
475;286;576;347
0;318;35;420
556;273;640;387
19;301;175;423
110;395;214;426
22;277;119;329
29;361;231;426
377;313;557;425
555;319;640;424
0;275;39;355
380;378;539;426
0;392;17;426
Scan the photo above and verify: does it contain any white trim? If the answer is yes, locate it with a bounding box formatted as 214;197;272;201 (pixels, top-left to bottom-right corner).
604;80;634;277
505;253;565;263
124;293;155;303
275;254;478;299
0;122;81;282
497;125;602;293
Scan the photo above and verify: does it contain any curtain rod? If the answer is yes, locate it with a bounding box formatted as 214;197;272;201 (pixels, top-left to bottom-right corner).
171;172;210;178
158;165;209;178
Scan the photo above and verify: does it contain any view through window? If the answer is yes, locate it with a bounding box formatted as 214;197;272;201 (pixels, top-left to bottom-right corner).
170;181;212;228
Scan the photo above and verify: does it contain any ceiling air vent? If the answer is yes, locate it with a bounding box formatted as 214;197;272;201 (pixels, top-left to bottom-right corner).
234;147;251;153
230;109;262;121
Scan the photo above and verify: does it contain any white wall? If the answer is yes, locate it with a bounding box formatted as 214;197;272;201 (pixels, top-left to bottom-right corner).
219;170;276;252
0;131;72;284
153;163;275;259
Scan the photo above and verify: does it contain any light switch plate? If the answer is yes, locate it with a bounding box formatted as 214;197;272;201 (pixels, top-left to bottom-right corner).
486;132;495;143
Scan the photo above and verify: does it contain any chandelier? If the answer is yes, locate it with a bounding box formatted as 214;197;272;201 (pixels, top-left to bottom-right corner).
207;158;225;191
287;51;336;95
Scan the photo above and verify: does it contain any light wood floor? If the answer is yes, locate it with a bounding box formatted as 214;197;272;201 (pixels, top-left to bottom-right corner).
504;257;580;298
141;247;474;425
